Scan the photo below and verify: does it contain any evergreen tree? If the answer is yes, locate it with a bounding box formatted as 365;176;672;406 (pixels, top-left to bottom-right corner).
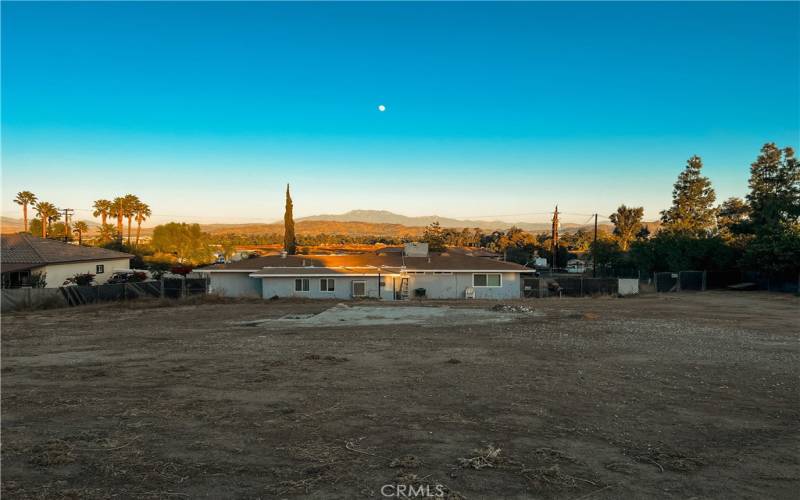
284;184;297;255
746;143;800;229
740;143;800;277
609;205;644;251
660;155;717;235
716;197;749;241
422;221;446;252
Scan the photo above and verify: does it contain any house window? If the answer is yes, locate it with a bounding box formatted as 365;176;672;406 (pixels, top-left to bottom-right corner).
473;273;501;287
352;280;366;297
96;264;105;274
320;278;335;292
294;278;310;292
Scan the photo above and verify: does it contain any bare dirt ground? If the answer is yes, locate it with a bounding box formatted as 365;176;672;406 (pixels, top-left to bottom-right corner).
2;292;798;499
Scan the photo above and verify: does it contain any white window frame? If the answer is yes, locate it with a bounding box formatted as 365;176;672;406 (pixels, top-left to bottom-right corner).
351;280;367;297
320;278;335;292
294;278;310;292
96;264;105;274
473;273;502;287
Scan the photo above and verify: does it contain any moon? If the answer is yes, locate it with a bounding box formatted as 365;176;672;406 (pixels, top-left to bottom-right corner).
377;104;386;112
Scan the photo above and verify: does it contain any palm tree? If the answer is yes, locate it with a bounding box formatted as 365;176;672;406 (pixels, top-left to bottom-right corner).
14;191;37;233
34;201;59;238
122;194;140;243
92;199;112;226
110;197;125;242
72;221;89;245
98;223;117;243
133;201;151;246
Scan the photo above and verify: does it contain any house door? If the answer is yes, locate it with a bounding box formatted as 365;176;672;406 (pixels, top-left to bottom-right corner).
352;280;367;298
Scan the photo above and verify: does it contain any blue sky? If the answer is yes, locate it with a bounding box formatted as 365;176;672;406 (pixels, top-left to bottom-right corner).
2;1;798;225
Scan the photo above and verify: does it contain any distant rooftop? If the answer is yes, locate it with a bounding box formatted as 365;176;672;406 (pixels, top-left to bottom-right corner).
1;233;133;273
196;251;533;273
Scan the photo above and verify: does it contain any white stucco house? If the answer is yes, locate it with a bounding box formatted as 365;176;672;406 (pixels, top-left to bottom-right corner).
1;233;133;288
195;243;536;300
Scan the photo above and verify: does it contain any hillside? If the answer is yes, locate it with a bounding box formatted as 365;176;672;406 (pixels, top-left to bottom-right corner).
0;217;99;234
298;209;556;232
201;220;426;237
1;213;655;237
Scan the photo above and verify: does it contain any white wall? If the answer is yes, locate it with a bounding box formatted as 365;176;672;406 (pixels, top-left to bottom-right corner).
407;272;522;299
205;272;526;300
261;276;394;300
39;258;131;288
208;272;263;297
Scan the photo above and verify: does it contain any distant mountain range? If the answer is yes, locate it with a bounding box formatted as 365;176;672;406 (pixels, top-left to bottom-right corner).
0;216;100;234
2;210;647;236
202;220;427;237
299;209;580;232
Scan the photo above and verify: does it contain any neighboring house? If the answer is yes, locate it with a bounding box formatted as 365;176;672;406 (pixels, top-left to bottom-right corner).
1;233;133;288
195;243;536;300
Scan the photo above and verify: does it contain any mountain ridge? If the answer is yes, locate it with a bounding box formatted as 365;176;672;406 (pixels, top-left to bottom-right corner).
298;209;562;232
2;211;639;236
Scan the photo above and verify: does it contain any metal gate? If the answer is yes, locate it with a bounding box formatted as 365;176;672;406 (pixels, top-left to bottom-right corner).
654;272;678;292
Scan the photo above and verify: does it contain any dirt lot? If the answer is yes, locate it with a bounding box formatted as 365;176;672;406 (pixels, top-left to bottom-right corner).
2;292;798;499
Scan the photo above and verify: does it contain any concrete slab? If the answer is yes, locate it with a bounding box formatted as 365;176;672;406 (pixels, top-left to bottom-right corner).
237;303;541;328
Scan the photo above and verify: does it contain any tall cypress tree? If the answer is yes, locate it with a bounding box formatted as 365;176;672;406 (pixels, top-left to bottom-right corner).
660;155;717;235
284;184;297;255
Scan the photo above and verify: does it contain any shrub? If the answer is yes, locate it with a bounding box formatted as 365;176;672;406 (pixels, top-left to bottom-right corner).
64;273;95;286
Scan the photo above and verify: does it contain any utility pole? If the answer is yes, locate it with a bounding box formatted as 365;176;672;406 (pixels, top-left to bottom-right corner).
551;205;559;272
592;213;598;278
60;208;74;243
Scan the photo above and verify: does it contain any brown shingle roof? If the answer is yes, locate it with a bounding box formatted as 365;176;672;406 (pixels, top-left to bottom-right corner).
1;234;133;272
403;253;531;271
196;251;533;273
251;266;403;277
197;254;404;270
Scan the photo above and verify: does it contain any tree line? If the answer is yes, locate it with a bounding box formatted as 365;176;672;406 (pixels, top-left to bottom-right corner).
13;143;797;279
13;192;151;246
91;195;152;245
418;142;799;279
